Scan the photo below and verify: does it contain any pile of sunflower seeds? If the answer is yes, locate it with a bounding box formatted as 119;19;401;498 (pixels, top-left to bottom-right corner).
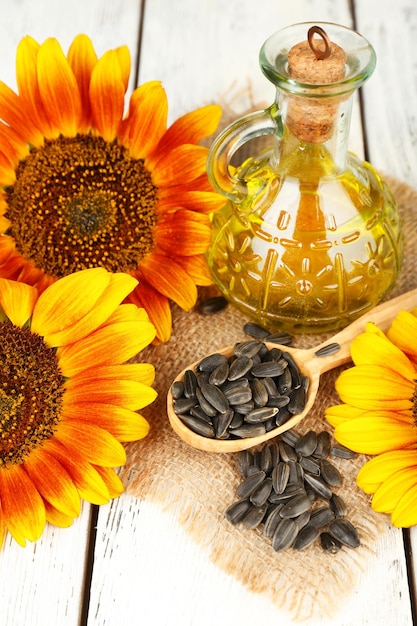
225;428;360;553
171;337;308;440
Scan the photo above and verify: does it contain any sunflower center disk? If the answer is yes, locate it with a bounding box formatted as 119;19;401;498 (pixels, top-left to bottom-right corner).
6;135;159;277
0;321;65;467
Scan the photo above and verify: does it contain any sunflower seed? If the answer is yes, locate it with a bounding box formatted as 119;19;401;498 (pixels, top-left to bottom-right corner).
295;430;317;457
190;405;214;424
279;440;298;462
224;385;253;405
195;387;218;417
251;379;269;407
242;503;268;529
178;414;216;438
280;430;301;448
265;332;293;346
271;462;290;494
234;340;264;358
198;295;228;315
196;353;228;372
303;473;333;500
250;478;273;506
243;322;271;339
184;369;198;398
272;518;299;551
209;362;230;386
237;449;254;477
173;397;197;414
266;394;291;409
268;482;306;503
288;387;307;414
309;506;335;528
228;355;254;381
294;510;311;530
320;458;343;487
264;504;284;538
259;444;273;474
262;376;279;396
320;531;342;554
231;423;267;438
245;406;279;423
200;383;229;414
314;342;341;357
328;519;360;548
225;499;252;524
331;444;358;460
279;493;312;518
313;430;331;459
277;367;292;394
283;352;301;388
329;493;348;518
170;380;184;400
236;470;266;499
214;409;235;438
233;401;255;415
293;524;320;550
251;361;285;378
299;456;321;475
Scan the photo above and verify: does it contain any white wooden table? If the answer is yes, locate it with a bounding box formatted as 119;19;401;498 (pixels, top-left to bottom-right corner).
1;1;416;624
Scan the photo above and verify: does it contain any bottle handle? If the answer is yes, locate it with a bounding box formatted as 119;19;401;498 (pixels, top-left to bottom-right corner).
206;106;280;202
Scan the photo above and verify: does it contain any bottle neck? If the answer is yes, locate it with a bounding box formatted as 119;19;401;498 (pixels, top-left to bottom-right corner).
274;87;355;175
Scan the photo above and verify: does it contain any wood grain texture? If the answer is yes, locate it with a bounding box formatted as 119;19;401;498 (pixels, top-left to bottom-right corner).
0;0;415;624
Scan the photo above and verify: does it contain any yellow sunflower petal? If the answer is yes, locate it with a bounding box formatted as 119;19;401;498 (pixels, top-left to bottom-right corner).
114;45;131;93
371;467;417;514
140;253;197;311
90;49;126;142
67;34;98;130
350;330;417;381
357;449;417;493
31;268;138;346
43;438;111;505
0;278;38;326
37;38;82;136
335;364;414;411
93;465;124;499
23;449;81;518
44;500;75;528
122;81;168;159
151;144;209;186
387;310;417;358
392;485;417;527
155;210;212;256
0;464;45;542
57;317;156;376
334;415;417;454
54;420;126;467
325;403;368;427
63;401;150;442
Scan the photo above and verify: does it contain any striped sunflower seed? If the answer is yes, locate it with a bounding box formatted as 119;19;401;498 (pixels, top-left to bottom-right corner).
272;518;299;552
236;470;266;499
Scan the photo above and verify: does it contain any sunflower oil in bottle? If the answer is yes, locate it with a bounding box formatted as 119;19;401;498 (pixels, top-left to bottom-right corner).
206;23;403;333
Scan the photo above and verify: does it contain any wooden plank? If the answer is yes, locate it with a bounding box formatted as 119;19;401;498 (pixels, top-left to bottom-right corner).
0;1;143;625
87;0;414;624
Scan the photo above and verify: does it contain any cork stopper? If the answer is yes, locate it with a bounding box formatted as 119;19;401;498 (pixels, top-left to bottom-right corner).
286;26;347;142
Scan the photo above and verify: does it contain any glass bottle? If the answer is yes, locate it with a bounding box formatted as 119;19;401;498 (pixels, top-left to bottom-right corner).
206;22;403;333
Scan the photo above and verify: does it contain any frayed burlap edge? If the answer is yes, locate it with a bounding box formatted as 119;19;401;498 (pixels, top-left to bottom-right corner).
119;92;417;621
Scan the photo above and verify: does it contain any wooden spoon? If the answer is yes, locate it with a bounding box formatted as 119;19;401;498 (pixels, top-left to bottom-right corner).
167;287;417;453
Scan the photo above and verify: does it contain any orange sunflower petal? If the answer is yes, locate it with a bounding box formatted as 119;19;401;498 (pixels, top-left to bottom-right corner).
0;278;38;326
57;316;156;376
54;420;126;467
152;104;222;158
37;38;82;137
334;415;417;454
140;253;197;311
31;268;138;346
64;377;156;411
67;34;98;130
23;449;81;518
128;278;172;344
179;254;213;286
0;81;43;145
158;189;227;214
42;438;111;505
89;49;126;141
154;209;212;256
62;401;150;442
72;363;155;386
151;144;209;187
122;81;168;159
16;35;53;137
0;464;45;542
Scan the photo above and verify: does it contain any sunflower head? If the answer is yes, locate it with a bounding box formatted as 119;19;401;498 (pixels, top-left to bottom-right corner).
325;313;417;528
0;34;225;342
0;268;157;547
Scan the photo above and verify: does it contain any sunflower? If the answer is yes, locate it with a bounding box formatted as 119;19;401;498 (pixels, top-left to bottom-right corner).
0;35;224;342
325;313;417;527
0;267;157;547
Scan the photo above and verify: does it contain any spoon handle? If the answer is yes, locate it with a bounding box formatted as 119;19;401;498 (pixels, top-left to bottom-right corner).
306;287;417;375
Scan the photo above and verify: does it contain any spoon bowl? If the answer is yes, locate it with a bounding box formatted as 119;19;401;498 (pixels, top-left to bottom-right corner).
167;288;417;453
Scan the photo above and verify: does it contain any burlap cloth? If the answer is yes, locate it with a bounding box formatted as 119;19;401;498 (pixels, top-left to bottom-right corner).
120;154;417;618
